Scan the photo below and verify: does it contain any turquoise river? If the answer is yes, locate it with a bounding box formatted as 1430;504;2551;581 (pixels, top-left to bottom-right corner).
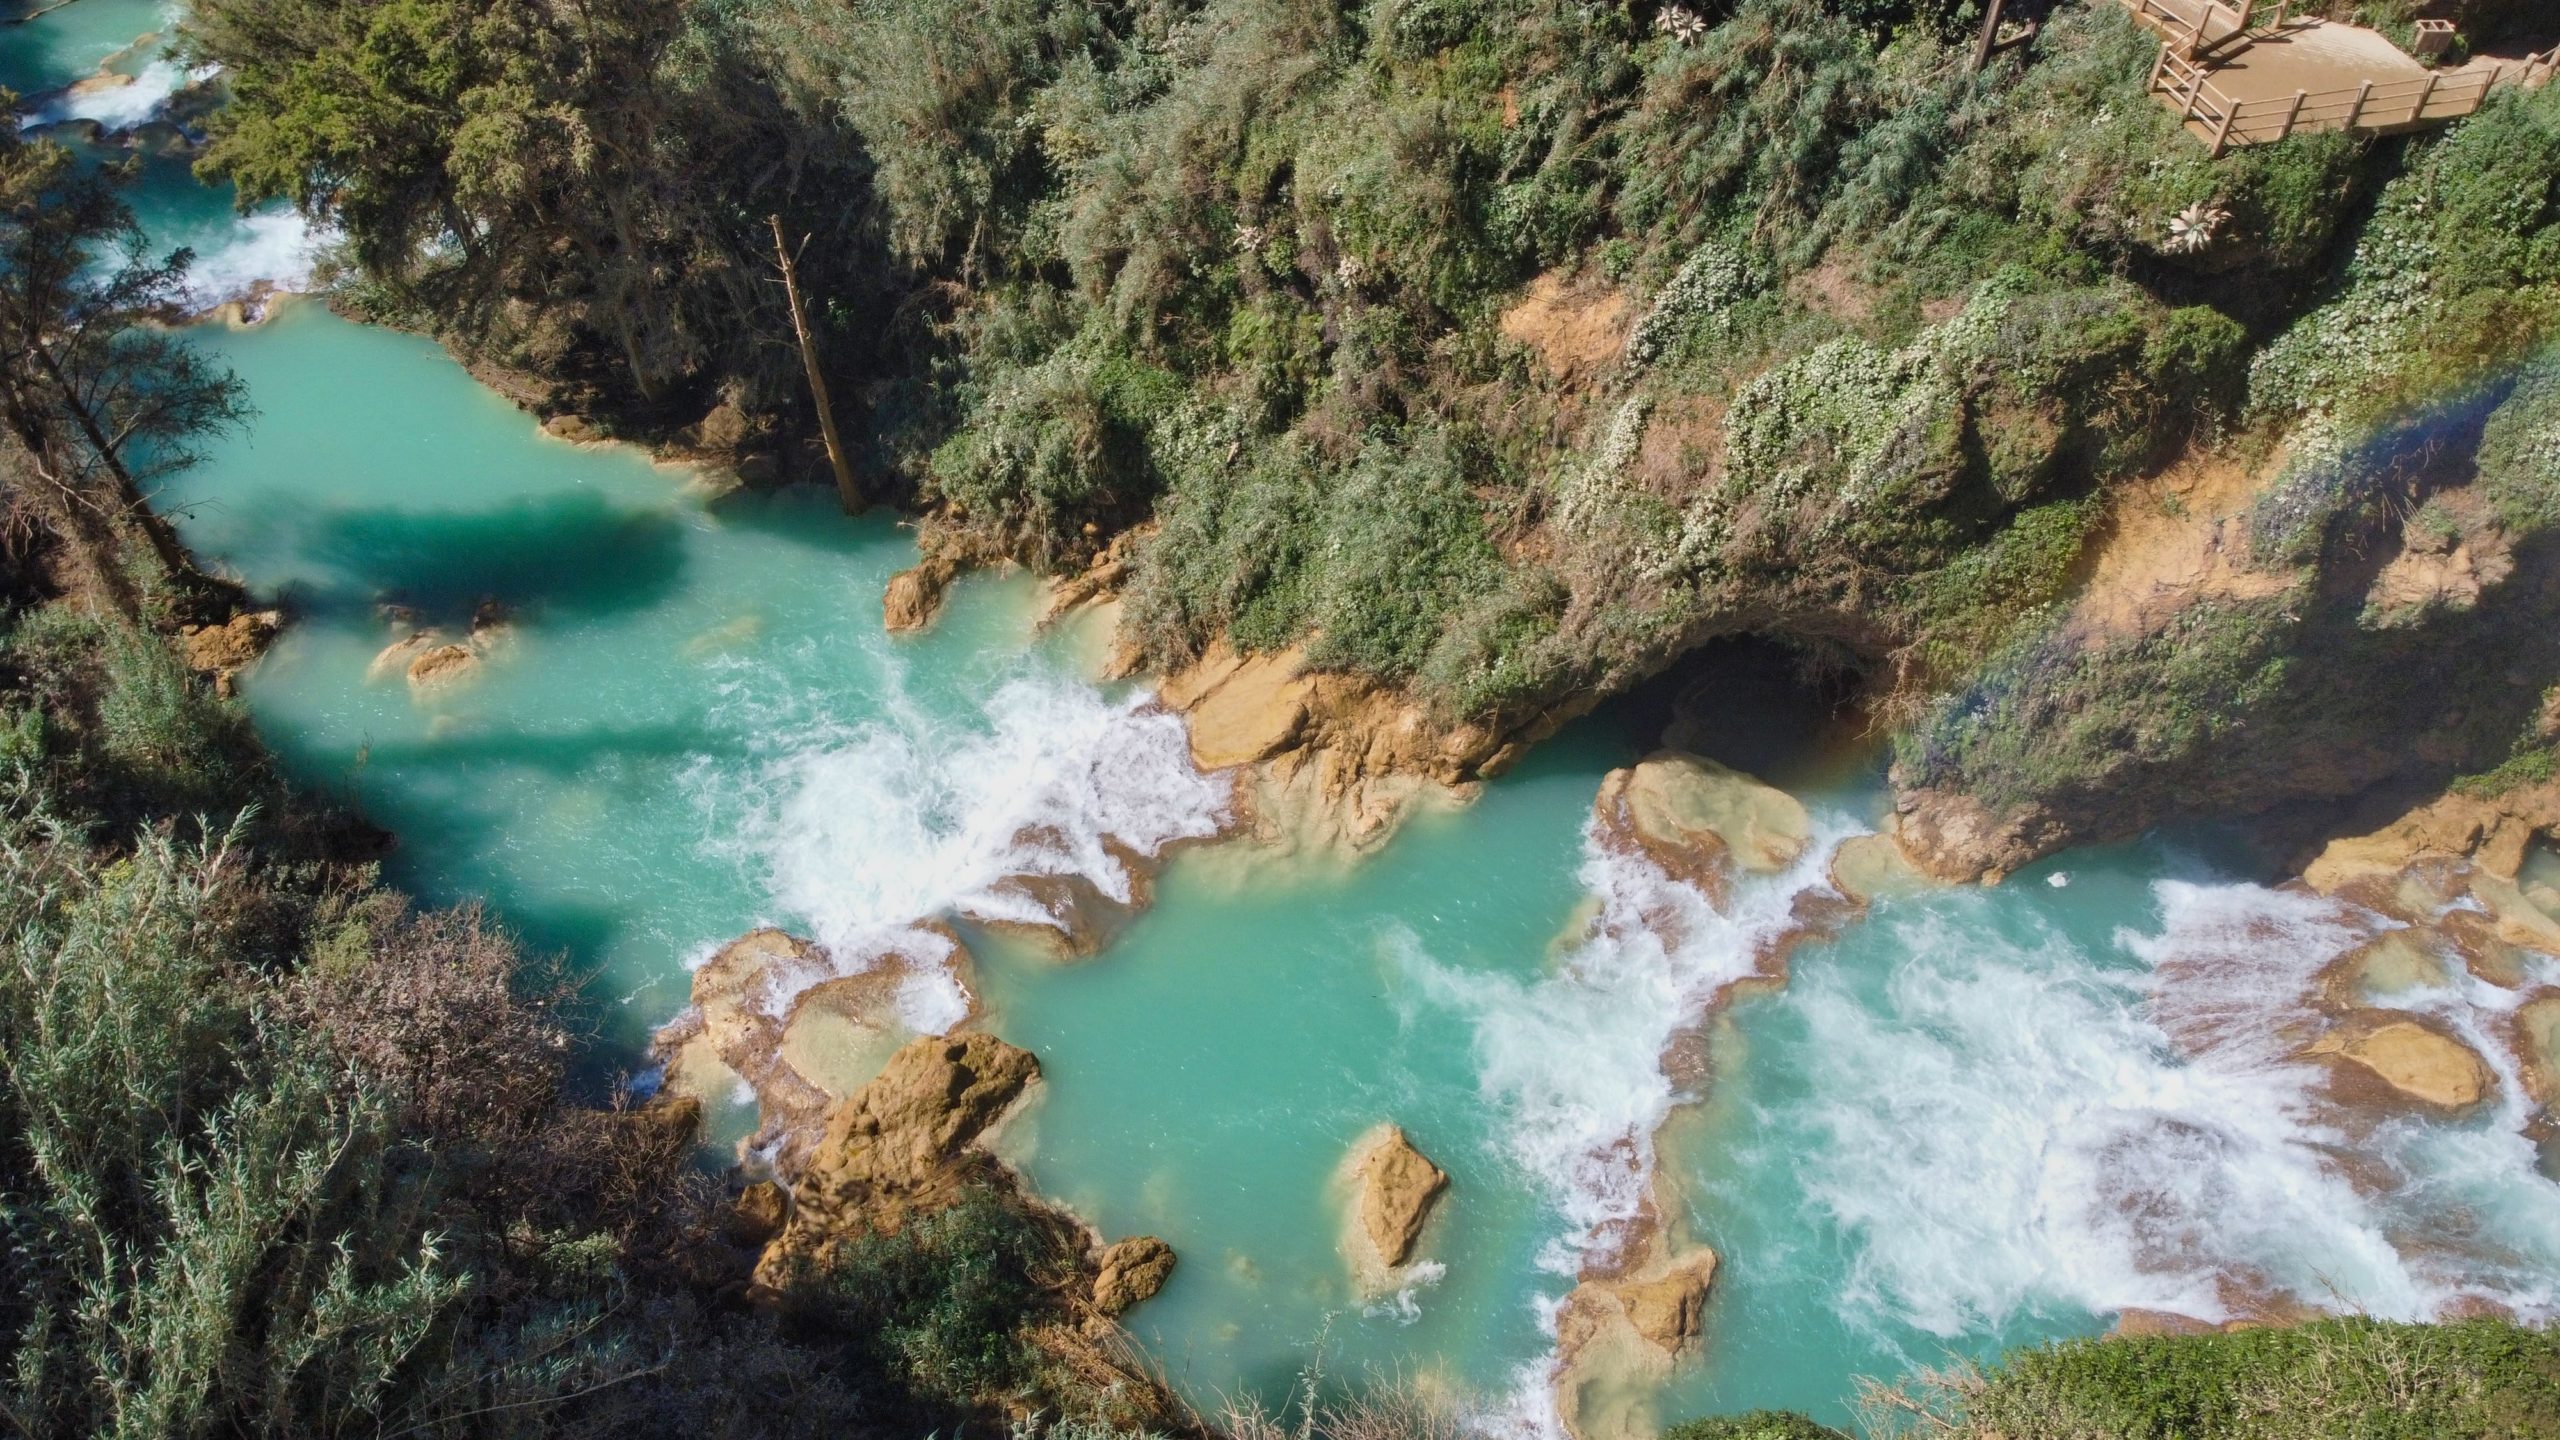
15;8;2560;1434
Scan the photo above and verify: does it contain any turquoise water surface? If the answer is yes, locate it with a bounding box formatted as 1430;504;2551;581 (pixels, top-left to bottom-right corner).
19;11;2560;1434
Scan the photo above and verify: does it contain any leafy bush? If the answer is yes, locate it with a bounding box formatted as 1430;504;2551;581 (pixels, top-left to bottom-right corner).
793;1185;1064;1409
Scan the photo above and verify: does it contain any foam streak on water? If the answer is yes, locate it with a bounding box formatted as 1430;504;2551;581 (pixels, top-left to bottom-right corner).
1402;818;1852;1436
699;659;1228;1029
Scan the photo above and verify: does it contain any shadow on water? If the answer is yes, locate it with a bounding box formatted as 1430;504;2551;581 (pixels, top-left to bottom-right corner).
347;721;731;779
702;482;908;561
282;492;689;623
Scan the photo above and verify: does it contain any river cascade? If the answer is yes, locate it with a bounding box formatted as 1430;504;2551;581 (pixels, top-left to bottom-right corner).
15;6;2560;1435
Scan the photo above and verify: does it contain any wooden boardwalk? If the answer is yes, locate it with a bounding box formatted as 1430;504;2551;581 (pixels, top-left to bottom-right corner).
2116;0;2555;154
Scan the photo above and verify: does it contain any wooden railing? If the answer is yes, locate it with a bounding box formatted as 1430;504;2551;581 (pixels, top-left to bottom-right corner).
2122;0;2296;57
2147;50;2502;154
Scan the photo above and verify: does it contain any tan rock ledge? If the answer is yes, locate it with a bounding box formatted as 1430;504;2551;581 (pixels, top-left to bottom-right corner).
1342;1123;1450;1288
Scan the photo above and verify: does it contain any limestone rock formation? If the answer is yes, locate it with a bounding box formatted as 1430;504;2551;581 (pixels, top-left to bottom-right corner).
2310;1015;2493;1112
1611;752;1811;876
179;609;281;676
1092;1235;1177;1316
1348;1124;1448;1270
1599;1248;1720;1356
655;925;968;1165
1177;647;1312;771
1828;829;1933;905
734;1032;1190;1429
1890;785;2066;885
759;1033;1040;1281
1159;640;1510;854
1551;1239;1723;1440
884;557;958;633
724;1180;790;1248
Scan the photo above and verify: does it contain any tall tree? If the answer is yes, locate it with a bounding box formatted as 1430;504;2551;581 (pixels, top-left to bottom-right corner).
0;123;248;616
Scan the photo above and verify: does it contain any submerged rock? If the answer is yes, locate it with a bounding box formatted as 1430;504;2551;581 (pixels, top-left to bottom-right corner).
367;629;445;683
406;642;480;693
1092;1235;1177;1316
1348;1123;1448;1270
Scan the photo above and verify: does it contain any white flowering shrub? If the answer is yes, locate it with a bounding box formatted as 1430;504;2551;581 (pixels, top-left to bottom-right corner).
1680;278;2020;560
1552;394;1656;542
2247;198;2437;423
1623;242;1763;367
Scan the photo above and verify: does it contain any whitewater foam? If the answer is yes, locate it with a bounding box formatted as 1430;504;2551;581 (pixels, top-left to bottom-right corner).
1405;813;1851;1439
179;209;331;310
1414;822;1846;1271
25;58;215;131
1762;875;2560;1343
689;651;1228;1034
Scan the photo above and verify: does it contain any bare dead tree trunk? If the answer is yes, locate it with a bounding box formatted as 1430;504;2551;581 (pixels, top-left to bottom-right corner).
768;215;863;516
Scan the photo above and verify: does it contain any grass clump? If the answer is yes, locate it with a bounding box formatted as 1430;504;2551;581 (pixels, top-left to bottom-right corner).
1866;1318;2560;1439
1670;1318;2560;1440
1665;1411;1849;1440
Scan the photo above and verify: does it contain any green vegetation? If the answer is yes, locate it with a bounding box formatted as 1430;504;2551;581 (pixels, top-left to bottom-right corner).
3;111;1173;1440
180;0;2560;850
0;593;1194;1440
1879;1317;2560;1439
1670;1318;2560;1440
1665;1411;1848;1440
2;123;249;620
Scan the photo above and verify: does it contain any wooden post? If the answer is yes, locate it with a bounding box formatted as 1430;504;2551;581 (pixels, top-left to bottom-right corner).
2280;87;2307;138
2412;71;2438;123
1970;0;2006;72
2210;96;2240;156
2345;78;2372;129
768;215;864;516
2182;67;2205;120
2149;44;2173;92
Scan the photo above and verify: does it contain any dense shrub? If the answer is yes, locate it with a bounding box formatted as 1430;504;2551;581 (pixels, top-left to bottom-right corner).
789;1186;1066;1409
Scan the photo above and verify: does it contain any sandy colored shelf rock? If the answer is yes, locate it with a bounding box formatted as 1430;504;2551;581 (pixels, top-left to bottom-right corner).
2309;1015;2493;1112
1347;1123;1449;1272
